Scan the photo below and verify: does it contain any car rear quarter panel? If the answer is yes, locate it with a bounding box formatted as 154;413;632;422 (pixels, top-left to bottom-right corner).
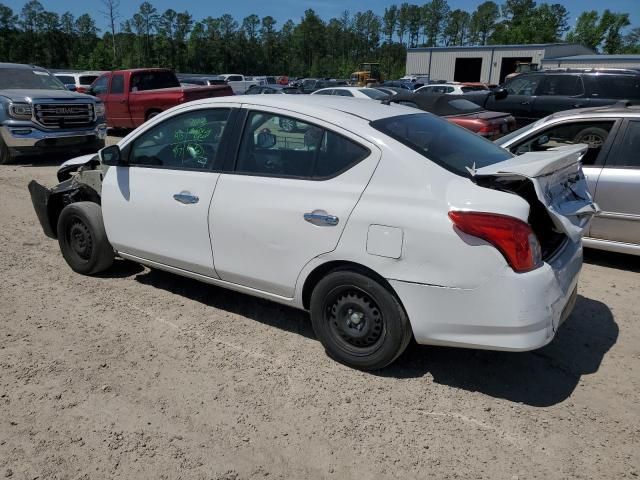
295;137;531;297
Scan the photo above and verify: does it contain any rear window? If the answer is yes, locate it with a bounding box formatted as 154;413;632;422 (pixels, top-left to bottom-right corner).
590;75;640;100
448;99;483;112
130;71;180;91
361;88;389;99
56;75;75;84
371;113;512;177
79;75;98;85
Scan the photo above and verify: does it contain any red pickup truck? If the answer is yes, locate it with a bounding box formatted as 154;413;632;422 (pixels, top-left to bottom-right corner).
89;68;233;129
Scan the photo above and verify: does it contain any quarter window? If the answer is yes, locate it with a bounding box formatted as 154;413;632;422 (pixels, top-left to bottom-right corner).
129;109;231;170
590;76;640;99
235;112;369;179
333;90;353;97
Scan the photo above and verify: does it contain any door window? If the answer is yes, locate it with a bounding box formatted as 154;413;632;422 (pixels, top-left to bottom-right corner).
538;75;584;96
333;89;353;97
129;109;231;170
110;74;125;94
228;75;243;82
314;89;333;95
56;75;75;85
608;121;640;168
509;121;614;165
235;112;369;179
504;75;543;95
91;75;109;95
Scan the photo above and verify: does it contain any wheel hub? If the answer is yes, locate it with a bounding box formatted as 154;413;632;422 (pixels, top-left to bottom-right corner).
68;220;92;260
327;291;383;349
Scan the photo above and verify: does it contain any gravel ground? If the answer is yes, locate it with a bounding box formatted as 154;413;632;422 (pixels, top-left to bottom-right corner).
1;142;639;479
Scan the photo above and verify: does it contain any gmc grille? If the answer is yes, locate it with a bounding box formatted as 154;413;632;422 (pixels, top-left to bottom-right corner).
34;103;94;129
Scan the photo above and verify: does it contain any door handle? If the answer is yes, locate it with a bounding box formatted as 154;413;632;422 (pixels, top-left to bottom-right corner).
173;192;199;204
573;103;584;108
304;210;339;226
119;99;126;104
520;101;530;105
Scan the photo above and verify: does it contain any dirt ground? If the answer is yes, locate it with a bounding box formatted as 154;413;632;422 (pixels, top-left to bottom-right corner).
1;142;639;480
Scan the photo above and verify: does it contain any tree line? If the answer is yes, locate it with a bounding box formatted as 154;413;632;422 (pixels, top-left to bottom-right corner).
0;0;638;79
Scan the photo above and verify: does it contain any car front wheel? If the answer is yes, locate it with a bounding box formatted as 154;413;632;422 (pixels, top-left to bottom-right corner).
310;269;412;370
57;202;114;275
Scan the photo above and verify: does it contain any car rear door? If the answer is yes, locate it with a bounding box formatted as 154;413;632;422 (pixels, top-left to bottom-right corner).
209;107;380;298
101;105;240;276
533;74;590;118
588;119;640;245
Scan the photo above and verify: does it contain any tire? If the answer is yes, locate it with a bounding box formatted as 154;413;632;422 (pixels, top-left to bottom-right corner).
574;127;608;149
279;117;296;133
310;269;412;370
145;110;161;122
0;139;13;165
57;202;114;275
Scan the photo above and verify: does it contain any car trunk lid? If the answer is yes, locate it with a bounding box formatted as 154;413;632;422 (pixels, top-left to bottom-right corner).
470;145;599;243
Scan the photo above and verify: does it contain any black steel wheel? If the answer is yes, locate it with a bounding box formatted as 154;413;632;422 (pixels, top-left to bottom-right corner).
310;269;412;370
0;139;12;165
57;202;114;275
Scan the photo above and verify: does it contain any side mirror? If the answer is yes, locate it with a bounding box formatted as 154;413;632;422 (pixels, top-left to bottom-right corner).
492;88;508;100
100;145;125;166
536;135;550;146
65;84;77;92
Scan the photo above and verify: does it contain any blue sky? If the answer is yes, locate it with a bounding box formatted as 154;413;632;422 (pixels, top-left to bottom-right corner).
4;0;639;32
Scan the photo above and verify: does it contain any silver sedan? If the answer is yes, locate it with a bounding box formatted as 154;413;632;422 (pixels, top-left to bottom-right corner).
496;103;640;256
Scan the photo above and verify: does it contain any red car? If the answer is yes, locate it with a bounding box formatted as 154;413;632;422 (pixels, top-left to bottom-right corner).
89;69;234;129
388;92;516;140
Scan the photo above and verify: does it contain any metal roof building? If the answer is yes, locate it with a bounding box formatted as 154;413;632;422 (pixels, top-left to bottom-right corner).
406;43;594;85
541;54;640;70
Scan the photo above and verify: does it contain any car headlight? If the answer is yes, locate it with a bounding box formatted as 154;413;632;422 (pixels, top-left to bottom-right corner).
8;103;33;119
94;103;105;116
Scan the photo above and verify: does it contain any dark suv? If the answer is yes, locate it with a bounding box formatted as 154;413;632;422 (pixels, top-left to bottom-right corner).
469;69;640;126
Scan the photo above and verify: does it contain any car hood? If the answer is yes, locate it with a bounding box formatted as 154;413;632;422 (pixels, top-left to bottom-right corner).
0;89;95;102
471;144;600;242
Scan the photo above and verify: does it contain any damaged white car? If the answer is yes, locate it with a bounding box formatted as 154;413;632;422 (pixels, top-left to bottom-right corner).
29;96;598;370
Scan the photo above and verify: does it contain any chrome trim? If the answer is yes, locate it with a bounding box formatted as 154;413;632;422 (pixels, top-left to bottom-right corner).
596;211;640;222
0;123;107;148
304;211;339;226
583;237;640;256
173;192;199;204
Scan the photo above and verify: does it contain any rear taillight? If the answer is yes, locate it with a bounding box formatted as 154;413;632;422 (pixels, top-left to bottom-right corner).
477;124;499;137
448;211;542;273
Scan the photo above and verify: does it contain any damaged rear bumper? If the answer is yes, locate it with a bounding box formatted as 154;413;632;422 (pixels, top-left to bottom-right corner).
390;239;583;351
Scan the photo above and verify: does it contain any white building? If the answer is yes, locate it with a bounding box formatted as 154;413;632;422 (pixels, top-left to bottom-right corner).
541;54;640;70
406;43;594;85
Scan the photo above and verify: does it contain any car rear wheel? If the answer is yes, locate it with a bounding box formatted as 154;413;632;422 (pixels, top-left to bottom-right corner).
57;202;114;275
310;270;412;370
574;127;608;149
0;139;13;165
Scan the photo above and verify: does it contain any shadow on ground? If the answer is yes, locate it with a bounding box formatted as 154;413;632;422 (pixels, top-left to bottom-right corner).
584;248;640;273
128;267;616;407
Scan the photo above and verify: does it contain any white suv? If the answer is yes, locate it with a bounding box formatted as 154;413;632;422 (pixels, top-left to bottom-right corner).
28;96;597;369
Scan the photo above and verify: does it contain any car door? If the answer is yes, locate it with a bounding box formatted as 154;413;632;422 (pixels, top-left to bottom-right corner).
101;105;239;276
210;108;380;297
488;74;544;126
589;119;640;245
534;74;590;119
104;73;133;128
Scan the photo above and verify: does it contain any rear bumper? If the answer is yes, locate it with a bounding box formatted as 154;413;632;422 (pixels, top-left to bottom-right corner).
0;123;107;154
390;240;583;351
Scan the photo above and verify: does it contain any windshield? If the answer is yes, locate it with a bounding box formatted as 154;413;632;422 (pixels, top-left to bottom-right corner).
371;113;512;177
361;88;389;99
79;75;99;85
0;68;66;90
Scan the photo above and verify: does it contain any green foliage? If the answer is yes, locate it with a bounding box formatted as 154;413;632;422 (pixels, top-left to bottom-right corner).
0;0;635;77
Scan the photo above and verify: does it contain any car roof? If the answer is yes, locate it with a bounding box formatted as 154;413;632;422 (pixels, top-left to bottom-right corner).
184;94;419;122
0;62;45;70
545;101;640;120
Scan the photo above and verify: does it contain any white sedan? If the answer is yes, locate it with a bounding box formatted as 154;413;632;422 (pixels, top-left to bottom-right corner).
311;86;389;99
28;96;597;370
415;83;489;95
